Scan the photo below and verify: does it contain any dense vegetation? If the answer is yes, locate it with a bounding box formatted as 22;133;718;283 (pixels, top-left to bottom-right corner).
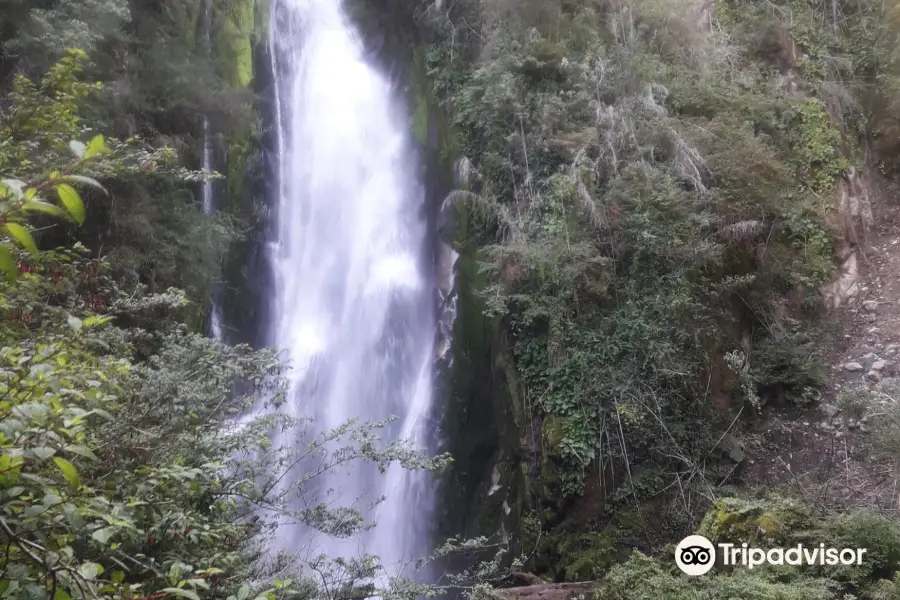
0;34;511;600
7;0;900;599
405;0;900;591
2;0;264;331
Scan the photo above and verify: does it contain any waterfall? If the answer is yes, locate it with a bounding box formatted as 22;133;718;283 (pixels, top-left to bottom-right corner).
201;0;222;339
267;0;436;575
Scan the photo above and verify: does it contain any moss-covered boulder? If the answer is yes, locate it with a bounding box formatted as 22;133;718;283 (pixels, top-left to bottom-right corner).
698;496;812;546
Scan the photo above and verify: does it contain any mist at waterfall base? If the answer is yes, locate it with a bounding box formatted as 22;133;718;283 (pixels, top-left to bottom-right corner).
264;0;439;577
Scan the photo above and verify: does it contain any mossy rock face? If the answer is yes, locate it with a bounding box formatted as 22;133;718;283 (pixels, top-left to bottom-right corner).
540;416;565;503
698;496;812;546
542;415;565;456
562;533;618;581
215;0;256;89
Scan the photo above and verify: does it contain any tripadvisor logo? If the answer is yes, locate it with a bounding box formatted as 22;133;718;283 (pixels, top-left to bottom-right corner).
675;535;867;576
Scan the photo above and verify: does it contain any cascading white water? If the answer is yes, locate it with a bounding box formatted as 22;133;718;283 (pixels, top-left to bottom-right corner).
201;114;223;340
267;0;435;574
201;0;223;339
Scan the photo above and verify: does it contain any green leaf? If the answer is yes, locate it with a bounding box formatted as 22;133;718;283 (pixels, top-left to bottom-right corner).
237;583;250;600
83;315;112;328
67;315;83;331
64;445;98;460
79;562;103;580
162;589;200;600
31;447;56;461
6;486;24;498
62;175;107;195
56;184;85;225
23;505;46;518
4;223;38;256
53;457;80;488
0;245;14;283
91;526;116;544
84;135;109;159
24;188;37;201
93;409;114;421
22;201;65;218
186;579;210;590
0;179;25;200
54;588;71;600
111;571;125;584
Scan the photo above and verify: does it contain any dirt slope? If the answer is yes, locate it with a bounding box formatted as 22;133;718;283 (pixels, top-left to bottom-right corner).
741;180;900;514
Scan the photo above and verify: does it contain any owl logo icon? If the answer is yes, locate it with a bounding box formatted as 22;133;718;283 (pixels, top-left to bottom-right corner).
675;535;716;576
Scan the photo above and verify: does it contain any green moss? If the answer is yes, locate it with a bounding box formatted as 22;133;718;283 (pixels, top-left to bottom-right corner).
411;92;429;146
225;129;252;206
698;496;812;546
564;533;618;581
542;415;565;452
215;0;256;89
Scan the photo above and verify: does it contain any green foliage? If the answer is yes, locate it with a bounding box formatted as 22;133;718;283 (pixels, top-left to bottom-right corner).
0;48;237;322
0;52;532;600
545;496;900;599
803;513;900;591
687;495;900;599
2;0;130;71
787;99;851;196
748;328;827;408
421;0;854;518
596;552;837;600
4;0;263;323
0;249;460;599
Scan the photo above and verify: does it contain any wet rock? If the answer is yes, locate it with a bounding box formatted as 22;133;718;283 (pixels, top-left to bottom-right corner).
845;362;864;371
873;359;887;371
868;370;883;382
